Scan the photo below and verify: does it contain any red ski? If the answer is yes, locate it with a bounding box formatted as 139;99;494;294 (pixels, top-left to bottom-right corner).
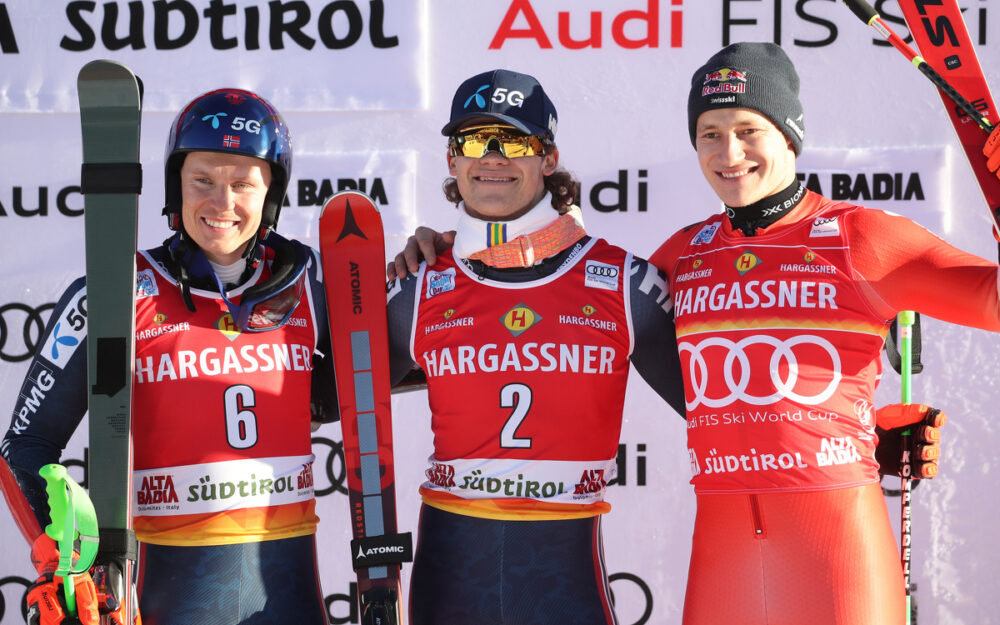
897;0;1000;230
318;191;411;625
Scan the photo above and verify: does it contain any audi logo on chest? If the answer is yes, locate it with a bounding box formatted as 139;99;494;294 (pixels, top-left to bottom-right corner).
679;334;843;410
584;261;621;292
586;264;619;278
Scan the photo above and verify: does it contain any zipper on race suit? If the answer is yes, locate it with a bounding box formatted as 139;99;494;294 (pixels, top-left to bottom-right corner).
748;495;766;538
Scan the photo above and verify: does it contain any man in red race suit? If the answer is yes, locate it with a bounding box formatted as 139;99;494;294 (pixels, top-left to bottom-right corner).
648;42;999;625
2;88;336;625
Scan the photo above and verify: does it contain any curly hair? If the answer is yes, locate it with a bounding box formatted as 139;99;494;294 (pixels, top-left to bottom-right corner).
442;167;581;213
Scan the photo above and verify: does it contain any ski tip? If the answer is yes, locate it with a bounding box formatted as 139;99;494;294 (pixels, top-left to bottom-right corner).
319;189;380;217
77;60;143;111
78;59;139;83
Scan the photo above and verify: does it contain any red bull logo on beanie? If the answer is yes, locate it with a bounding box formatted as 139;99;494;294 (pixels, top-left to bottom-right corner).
702;67;747;96
704;68;746;84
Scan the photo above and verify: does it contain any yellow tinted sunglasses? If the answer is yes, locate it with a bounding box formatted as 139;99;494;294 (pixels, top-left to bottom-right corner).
448;125;548;159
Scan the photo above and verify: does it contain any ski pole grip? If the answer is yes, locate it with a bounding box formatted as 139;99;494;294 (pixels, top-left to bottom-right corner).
40;464;70;544
899;310;915;409
39;464;101;573
40;464;81;617
840;0;878;24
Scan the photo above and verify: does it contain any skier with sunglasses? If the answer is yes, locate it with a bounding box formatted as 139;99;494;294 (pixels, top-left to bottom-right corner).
2;88;335;625
382;69;685;624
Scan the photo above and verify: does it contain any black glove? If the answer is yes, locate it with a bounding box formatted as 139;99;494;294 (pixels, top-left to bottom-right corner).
875;404;946;479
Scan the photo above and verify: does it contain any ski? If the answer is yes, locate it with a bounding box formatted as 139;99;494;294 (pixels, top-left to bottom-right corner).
78;59;143;625
318;191;412;625
897;0;1000;231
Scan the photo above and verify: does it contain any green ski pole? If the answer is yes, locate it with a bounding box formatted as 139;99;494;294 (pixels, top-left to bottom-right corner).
898;311;915;625
39;463;100;618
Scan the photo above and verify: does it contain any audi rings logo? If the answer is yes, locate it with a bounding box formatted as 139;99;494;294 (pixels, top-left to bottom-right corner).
0;302;55;363
680;334;842;409
0;575;32;622
311;436;348;497
608;572;654;625
586;264;619;278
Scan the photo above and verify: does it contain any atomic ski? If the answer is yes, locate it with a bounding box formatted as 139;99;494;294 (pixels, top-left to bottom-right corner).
318;191;412;625
897;0;1000;230
78;59;143;625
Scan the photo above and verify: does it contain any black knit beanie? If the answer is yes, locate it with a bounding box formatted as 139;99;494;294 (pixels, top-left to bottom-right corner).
687;42;804;155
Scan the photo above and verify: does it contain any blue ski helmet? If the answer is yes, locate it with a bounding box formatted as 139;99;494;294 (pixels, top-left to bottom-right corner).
162;88;292;235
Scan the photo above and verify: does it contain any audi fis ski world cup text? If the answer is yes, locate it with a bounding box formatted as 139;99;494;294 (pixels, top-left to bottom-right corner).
488;0;684;49
719;0;991;47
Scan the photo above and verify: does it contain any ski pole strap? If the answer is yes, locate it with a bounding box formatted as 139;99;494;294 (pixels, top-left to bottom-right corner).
81;162;143;194
350;532;413;570
885;312;923;375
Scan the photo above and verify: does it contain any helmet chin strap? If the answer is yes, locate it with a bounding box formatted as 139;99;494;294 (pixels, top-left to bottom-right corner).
166;232;200;313
241;226;272;268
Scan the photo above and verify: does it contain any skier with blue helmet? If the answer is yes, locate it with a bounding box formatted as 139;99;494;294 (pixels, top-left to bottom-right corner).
2;87;337;625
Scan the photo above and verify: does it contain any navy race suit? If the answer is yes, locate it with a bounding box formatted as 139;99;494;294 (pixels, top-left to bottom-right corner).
2;239;336;625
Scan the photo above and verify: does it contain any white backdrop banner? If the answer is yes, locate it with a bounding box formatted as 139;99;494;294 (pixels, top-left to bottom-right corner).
0;0;427;112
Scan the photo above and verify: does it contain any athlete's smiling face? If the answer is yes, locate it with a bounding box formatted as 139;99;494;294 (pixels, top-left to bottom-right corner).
695;107;797;208
180;151;272;265
448;122;559;222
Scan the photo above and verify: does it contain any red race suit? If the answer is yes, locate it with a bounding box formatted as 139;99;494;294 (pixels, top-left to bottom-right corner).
651;190;1000;625
129;249;321;546
409;240;634;520
386;223;684;625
